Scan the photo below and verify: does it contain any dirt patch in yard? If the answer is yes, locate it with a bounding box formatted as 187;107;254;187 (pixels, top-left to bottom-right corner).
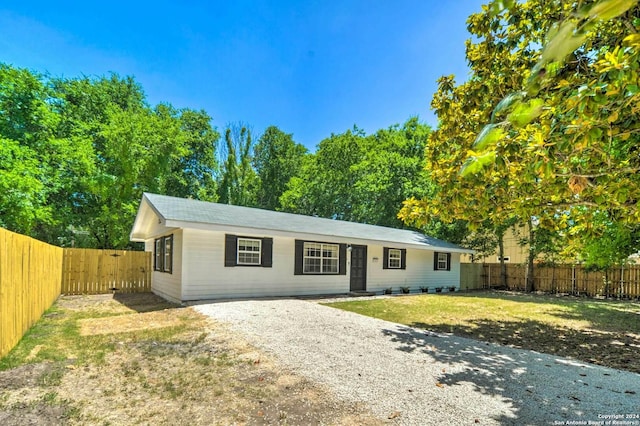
78;310;183;335
0;294;383;425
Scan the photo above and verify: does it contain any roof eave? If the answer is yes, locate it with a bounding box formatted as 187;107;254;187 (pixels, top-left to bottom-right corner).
163;219;474;253
129;194;168;242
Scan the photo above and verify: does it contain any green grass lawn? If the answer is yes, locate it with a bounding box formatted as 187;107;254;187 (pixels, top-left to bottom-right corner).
326;291;640;373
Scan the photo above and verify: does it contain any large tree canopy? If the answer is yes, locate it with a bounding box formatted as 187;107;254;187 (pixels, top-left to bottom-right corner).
0;65;220;248
281;118;434;229
400;0;640;271
253;126;307;211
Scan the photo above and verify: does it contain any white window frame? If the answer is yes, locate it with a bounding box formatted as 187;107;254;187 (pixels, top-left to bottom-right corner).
154;238;163;271
388;249;402;269
437;252;449;270
497;256;510;263
163;235;173;273
237;238;262;265
303;242;339;274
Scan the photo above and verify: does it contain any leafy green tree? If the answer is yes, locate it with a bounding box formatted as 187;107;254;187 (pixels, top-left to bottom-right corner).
253;126;307;210
280;126;366;220
217;124;258;206
569;214;640;270
460;1;640;246
54;74;213;248
351;118;433;228
1;66;221;248
399;63;528;285
0;64;93;239
0;138;46;233
160;107;219;201
401;0;640;287
281;119;448;232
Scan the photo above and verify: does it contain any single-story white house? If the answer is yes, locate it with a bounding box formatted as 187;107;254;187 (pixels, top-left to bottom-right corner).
130;193;474;303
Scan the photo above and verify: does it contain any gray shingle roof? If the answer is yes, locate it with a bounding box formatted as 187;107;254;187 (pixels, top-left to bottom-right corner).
141;193;471;252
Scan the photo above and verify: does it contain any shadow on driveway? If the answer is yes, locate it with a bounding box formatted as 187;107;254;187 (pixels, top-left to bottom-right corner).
381;323;639;424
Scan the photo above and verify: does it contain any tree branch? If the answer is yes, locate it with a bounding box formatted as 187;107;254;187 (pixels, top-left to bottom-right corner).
556;168;640;178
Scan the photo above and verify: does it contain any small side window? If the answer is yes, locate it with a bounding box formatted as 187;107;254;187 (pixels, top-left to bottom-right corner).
154;238;163;271
164;235;173;273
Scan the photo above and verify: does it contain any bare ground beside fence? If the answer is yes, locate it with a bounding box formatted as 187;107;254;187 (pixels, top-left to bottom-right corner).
0;294;381;425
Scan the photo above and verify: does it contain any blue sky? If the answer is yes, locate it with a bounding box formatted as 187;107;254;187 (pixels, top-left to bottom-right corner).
0;1;486;149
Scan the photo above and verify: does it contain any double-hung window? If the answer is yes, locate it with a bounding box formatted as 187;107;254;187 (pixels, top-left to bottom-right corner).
303;242;339;274
163;235;173;273
154;238;163;271
154;234;173;273
383;247;406;270
388;249;402;269
224;234;272;267
237;238;262;265
434;252;451;271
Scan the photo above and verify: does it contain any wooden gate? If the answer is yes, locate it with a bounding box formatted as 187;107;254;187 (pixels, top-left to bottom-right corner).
61;249;152;295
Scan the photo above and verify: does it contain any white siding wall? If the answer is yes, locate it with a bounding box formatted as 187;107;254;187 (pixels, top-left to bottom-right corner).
146;230;183;303
148;227;464;301
181;229;349;300
366;247;461;292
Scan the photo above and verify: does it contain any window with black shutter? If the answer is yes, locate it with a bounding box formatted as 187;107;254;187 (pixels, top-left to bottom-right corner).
154;235;173;273
383;247;406;270
433;252;451;271
294;240;347;275
224;234;273;267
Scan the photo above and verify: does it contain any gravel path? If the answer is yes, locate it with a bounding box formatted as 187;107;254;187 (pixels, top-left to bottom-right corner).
194;299;640;425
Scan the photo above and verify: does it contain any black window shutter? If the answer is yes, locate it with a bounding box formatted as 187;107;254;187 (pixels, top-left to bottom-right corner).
225;234;237;267
294;240;304;275
400;249;407;270
154;239;159;271
382;247;389;270
433;251;439;270
446;253;451;271
339;244;347;275
261;237;273;267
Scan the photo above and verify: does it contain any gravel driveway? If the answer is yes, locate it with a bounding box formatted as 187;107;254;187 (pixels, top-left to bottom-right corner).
194;298;640;425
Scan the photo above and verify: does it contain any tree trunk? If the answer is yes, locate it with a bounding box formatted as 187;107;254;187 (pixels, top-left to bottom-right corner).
525;218;535;293
498;230;507;288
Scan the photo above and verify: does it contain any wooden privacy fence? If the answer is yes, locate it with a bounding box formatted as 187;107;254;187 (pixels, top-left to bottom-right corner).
0;228;63;359
62;249;151;295
479;263;640;298
460;263;484;290
1;227;152;359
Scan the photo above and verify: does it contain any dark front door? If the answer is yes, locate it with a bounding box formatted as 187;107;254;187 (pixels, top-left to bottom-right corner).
350;245;367;291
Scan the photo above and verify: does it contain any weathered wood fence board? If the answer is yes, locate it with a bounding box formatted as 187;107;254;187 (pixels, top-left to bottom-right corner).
478;263;640;298
0;228;63;359
61;249;151;295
